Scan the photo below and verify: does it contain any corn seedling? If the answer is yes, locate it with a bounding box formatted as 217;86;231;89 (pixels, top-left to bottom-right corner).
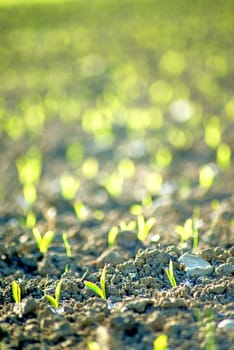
119;220;136;231
84;264;107;300
153;334;168;350
87;341;100;350
73;200;89;221
25;210;37;229
137;215;156;241
130;195;153;216
60;174;80;200
62;232;72;257
176;213;200;250
146;172;163;195
33;227;54;254
216;143;231;170
130;204;143;216
22;183;37;205
199;164;217;190
107;226;119;247
104;172;123;197
45;277;63;309
82;157;99;179
108;219;137;247
16;148;42;186
12;281;21;304
118;158;135;178
16;148;42;206
165;259;177;287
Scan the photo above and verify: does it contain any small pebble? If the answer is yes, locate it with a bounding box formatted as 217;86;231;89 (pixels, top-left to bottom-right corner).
179;253;213;276
218;319;234;331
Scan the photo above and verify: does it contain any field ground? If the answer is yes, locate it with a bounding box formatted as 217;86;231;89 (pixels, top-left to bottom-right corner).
0;1;234;349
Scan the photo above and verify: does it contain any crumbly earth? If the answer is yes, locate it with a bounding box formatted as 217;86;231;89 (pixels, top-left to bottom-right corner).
0;1;234;350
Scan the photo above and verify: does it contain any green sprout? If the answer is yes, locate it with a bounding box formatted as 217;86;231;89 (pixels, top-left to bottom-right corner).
107;220;137;247
175;211;200;250
118;158;135;178
153;334;168;350
204;116;221;149
64;264;69;273
62;232;72;258
73;200;89;221
82;157;99;179
16;148;42;205
16;148;42;186
84;264;107;300
33;227;54;254
104;172;123;197
146;172;163;195
45;278;63;309
155;146;172;169
216;143;231;170
22;183;37;205
137;215;156;241
199;164;216;190
165;259;177;287
25;210;37;229
60;174;80;200
107;226;119;247
87;341;100;350
12;281;21;304
119;220;136;231
130;195;153;216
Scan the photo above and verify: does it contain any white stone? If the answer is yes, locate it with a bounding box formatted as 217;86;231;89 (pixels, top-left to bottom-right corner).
218;319;234;331
179;253;213;276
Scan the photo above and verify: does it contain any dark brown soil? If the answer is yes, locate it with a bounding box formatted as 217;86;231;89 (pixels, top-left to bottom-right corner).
0;1;234;350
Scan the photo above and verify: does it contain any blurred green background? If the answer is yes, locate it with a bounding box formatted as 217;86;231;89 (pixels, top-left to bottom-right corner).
0;0;233;207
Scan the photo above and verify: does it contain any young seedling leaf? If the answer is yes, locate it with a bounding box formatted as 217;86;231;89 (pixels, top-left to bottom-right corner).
100;264;107;300
165;259;177;287
107;226;119;247
33;227;42;248
153;334;168;350
84;281;104;299
46;295;58;309
55;278;63;304
62;232;72;257
12;281;21;304
25;210;37;229
40;230;54;253
137;215;156;241
45;277;63;309
87;341;101;350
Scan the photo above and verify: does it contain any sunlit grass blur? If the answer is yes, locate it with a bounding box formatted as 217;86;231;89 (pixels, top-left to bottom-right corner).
0;0;233;205
0;0;70;6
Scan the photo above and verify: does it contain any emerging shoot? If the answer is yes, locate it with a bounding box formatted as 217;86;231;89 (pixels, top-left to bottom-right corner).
33;227;54;254
165;259;177;287
45;278;63;309
62;231;72;257
84;264;107;300
12;281;21;304
137;215;156;241
153;334;168;350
